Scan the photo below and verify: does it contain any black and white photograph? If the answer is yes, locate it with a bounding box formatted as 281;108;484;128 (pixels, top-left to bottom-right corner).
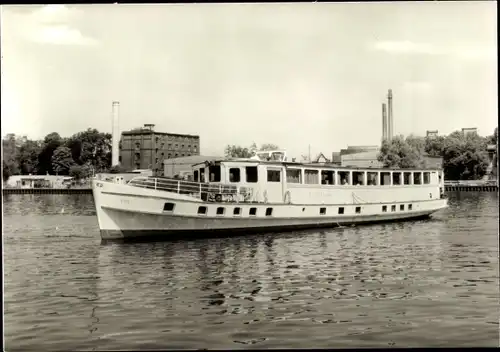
1;2;498;350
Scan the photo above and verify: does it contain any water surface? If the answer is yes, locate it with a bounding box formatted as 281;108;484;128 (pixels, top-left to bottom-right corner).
3;192;499;350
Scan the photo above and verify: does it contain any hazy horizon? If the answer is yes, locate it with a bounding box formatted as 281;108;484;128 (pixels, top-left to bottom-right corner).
1;3;497;158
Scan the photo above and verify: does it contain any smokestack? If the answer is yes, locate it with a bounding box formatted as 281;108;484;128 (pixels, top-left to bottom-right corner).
111;101;120;167
382;103;388;142
387;89;393;140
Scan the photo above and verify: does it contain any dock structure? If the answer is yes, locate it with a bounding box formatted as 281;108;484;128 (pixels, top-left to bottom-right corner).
444;181;498;192
2;188;92;195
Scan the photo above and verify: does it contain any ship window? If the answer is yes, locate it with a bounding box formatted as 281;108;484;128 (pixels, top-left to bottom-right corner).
216;207;225;215
198;206;207;215
209;165;221;182
194;170;199;182
234;207;241;215
353;171;365;185
229;168;241;183
320;207;326;215
355;206;361;214
267;169;281;182
380;172;391;186
266;207;273;216
403;172;412;185
367;172;378;185
400;204;405;211
413;172;422;185
163;202;175;212
338;207;344;214
392;172;401;185
423;172;430;184
391;205;396;212
286;169;302;183
409;204;413;210
246;166;258;183
382;205;387;212
200;168;205;182
304;169;319;184
249;207;257;216
338;171;350;185
321;170;335;185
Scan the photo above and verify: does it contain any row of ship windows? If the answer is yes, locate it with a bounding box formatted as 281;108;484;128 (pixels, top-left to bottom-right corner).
197;165;435;186
162;203;414;215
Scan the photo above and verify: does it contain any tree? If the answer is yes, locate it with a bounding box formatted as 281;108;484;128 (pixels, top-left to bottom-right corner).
69;164;92;180
66;128;112;172
38;132;64;175
260;143;280;151
51;146;75;175
17;140;42;174
224;142;280;158
425;135;446;157
224;145;253;158
441;130;489;180
378;135;425;168
2;135;20;181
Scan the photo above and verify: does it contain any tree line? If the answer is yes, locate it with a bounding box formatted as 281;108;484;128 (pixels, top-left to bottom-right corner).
2;129;114;182
378;127;498;180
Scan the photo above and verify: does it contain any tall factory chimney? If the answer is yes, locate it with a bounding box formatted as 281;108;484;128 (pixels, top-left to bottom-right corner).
382;103;388;142
111;101;120;167
387;89;393;140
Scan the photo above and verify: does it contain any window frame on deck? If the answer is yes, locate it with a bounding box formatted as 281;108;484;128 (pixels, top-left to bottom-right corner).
321;170;335;185
229;167;241;183
352;171;365;186
267;169;281;183
304;169;319;185
392;172;402;186
367;172;378;186
338;171;350;185
286;168;302;184
245;166;258;183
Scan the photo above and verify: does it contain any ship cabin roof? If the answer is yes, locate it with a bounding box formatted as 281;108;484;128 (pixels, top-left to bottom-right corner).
191;158;442;173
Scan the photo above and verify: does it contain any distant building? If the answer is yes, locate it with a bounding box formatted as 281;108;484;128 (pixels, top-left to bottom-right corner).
462;127;477;136
313;153;330;164
341;150;383;168
119;124;200;176
331;152;341;165
4;175;73;189
163;155;220;178
339;145;379;156
426;130;438;138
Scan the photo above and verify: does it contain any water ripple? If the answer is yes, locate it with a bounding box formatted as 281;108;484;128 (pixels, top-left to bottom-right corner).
3;192;499;350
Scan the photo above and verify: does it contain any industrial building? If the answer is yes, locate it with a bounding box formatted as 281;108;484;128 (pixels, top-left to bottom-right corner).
163;155;220;178
119;124;200;176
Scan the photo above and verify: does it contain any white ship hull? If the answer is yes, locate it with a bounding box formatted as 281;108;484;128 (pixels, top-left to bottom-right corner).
92;178;448;241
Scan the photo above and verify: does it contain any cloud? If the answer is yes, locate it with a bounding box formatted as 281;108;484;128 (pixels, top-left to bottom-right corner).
4;5;98;46
373;40;441;55
32;24;98;46
372;40;495;62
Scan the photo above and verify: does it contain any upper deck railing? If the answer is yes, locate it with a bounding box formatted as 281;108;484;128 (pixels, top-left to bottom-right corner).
127;176;254;202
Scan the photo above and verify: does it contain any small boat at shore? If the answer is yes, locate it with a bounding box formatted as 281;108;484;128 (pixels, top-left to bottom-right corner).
92;150;448;241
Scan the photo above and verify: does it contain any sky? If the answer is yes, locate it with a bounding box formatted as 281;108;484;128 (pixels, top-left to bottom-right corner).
1;2;497;159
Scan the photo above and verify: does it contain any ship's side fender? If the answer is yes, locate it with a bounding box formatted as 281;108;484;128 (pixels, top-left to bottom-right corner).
284;190;292;204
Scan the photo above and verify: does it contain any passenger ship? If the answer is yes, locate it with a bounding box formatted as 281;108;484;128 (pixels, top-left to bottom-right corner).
92;150;448;241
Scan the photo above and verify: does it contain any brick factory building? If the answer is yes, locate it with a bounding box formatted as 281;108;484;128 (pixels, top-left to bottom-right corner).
119;124;200;176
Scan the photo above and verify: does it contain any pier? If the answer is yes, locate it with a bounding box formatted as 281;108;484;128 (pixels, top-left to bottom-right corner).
2;188;92;195
444;181;498;192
